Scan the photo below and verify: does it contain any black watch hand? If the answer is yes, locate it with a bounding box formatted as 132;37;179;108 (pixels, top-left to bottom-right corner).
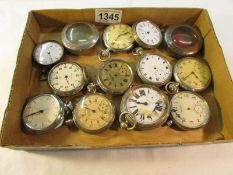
65;75;70;85
131;99;148;105
47;51;54;63
25;110;44;117
84;107;96;113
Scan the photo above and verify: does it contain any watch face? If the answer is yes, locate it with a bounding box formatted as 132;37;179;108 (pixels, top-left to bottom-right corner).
22;94;63;133
174;57;211;92
33;41;64;66
123;85;169;128
48;62;85;96
135;20;162;47
137;54;172;85
103;24;134;51
73;94;115;133
98;60;134;94
170;91;210;129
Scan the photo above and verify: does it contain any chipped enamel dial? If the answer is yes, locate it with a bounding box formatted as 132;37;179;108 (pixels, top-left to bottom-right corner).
170;91;210;130
136;54;172;86
97;60;134;94
48;62;87;96
173;57;212;92
22;94;65;134
33;40;64;66
72;93;115;134
120;84;170;129
132;20;162;48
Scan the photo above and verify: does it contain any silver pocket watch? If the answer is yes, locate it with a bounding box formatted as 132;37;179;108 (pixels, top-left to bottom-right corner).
119;84;170;130
22;94;70;134
48;61;88;96
66;83;116;134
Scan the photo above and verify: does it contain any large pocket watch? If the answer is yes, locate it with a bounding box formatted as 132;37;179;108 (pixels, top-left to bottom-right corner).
22;94;68;134
119;84;170;130
98;23;135;61
134;48;172;86
66;83;115;134
168;91;210;130
97;59;134;94
48;61;88;96
132;20;162;49
173;57;212;92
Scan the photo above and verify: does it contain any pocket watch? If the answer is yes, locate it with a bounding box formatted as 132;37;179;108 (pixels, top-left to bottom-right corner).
173;57;212;92
22;94;66;134
33;40;64;66
97;59;134;94
132;20;162;49
119;84;170;130
164;24;203;57
98;24;134;60
168;91;210;130
61;22;99;54
48;61;88;96
136;53;172;86
67;83;115;134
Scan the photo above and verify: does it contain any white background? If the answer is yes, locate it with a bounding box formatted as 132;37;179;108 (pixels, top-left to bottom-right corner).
0;0;233;174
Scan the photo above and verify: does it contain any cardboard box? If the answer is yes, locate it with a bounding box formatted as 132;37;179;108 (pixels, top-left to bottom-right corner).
1;8;233;150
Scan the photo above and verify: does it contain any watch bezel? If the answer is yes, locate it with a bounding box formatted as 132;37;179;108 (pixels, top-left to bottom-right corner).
22;94;65;134
132;20;162;49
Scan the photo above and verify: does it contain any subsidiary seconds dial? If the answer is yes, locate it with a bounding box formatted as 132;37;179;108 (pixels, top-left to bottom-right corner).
48;62;86;96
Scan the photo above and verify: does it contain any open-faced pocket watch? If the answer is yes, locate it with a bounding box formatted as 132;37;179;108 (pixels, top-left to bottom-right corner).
173;57;212;92
164;24;203;57
22;94;71;134
168;91;210;130
98;23;135;61
66;83;115;134
48;61;88;96
132;20;162;49
97;59;134;94
61;22;99;55
133;48;172;86
119;84;170;130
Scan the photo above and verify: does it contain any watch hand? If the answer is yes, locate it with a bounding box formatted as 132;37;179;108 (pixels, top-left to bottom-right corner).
84;107;96;113
65;75;70;85
192;71;200;80
131;99;148;105
183;72;194;80
25;110;44;117
115;32;130;41
47;51;54;63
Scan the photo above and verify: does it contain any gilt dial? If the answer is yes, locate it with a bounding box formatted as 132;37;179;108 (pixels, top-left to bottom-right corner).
103;24;134;51
121;85;170;128
48;62;85;96
33;40;64;66
97;60;134;94
133;20;162;48
73;94;115;133
137;54;172;85
22;94;64;133
170;91;210;130
174;57;211;92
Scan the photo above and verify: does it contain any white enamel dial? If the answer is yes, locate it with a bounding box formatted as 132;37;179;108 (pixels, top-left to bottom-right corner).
33;41;64;66
124;86;169;127
137;55;172;85
134;20;162;48
22;94;63;133
170;91;210;129
48;62;85;96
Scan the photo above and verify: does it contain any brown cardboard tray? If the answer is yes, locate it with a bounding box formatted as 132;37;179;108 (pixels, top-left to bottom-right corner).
1;8;233;150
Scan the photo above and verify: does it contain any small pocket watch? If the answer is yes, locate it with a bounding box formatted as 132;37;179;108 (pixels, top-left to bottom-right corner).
33;40;64;66
164;24;203;57
67;83;115;134
99;23;134;60
22;94;66;134
136;53;172;86
132;20;162;49
48;61;88;96
173;57;212;92
97;59;134;94
61;22;99;54
169;91;210;130
119;84;170;130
